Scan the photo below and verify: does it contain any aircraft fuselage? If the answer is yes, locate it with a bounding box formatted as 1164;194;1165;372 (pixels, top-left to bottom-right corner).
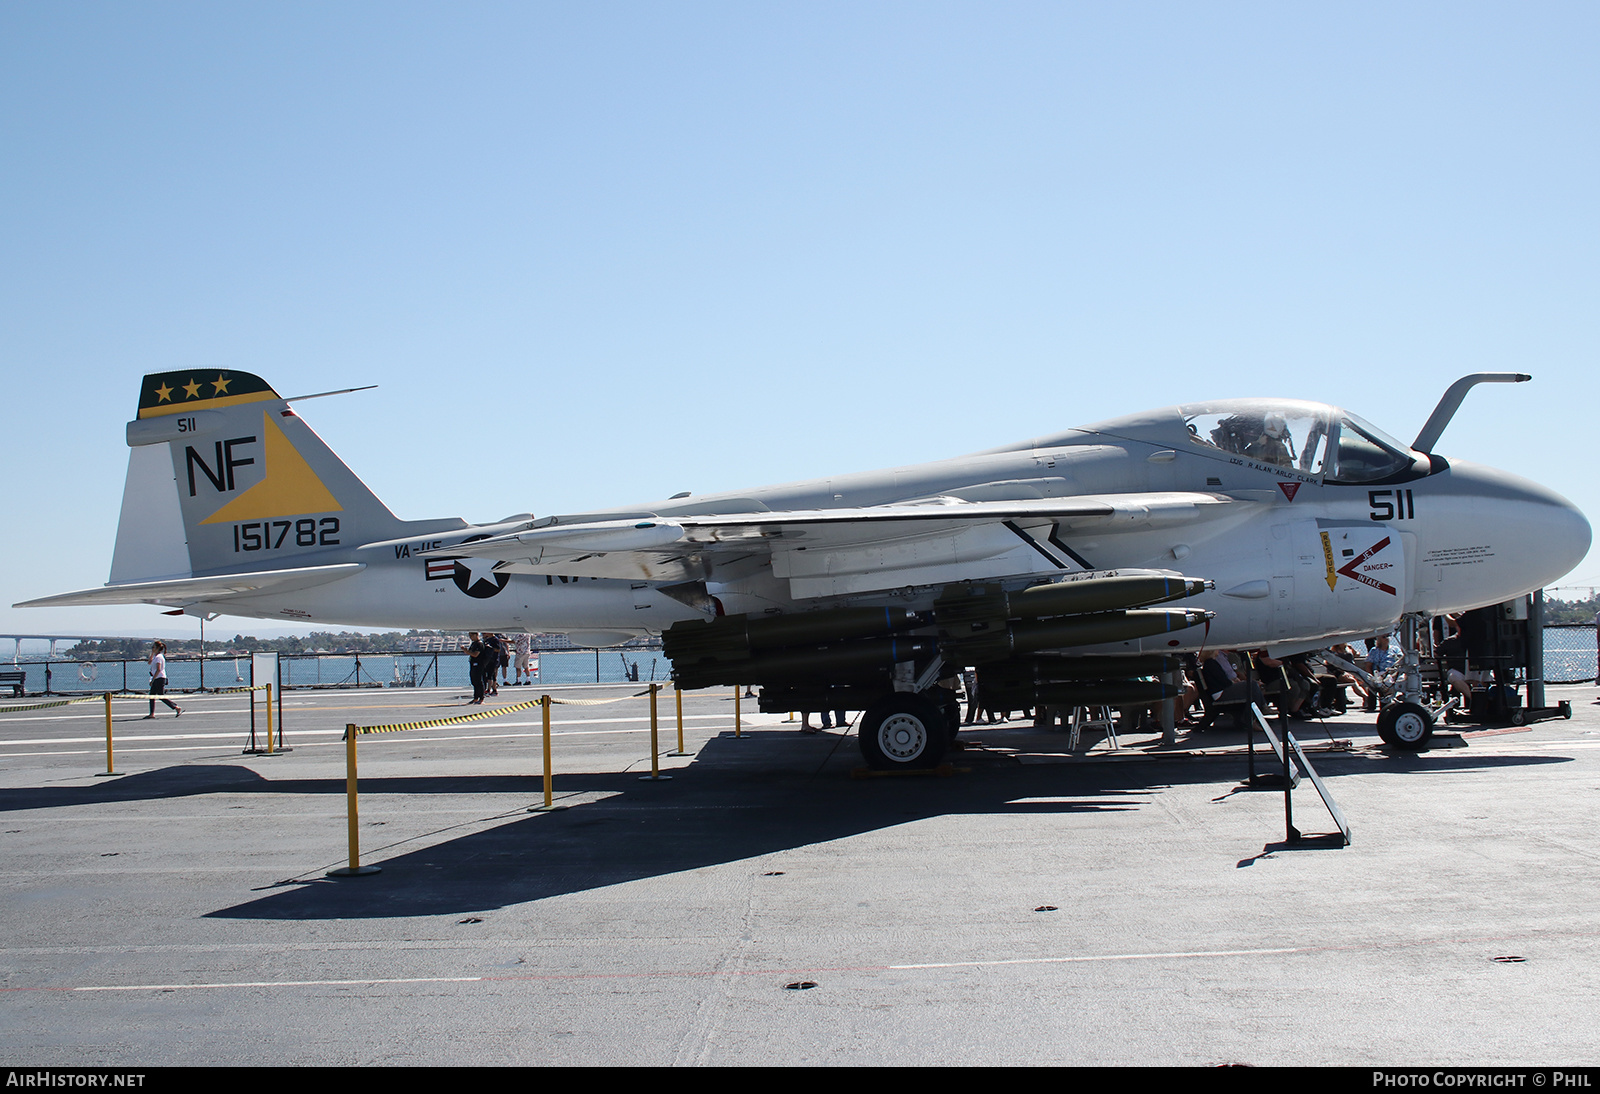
206;407;1587;659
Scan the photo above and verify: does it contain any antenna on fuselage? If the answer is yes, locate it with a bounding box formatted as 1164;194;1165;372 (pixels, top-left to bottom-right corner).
1411;373;1531;453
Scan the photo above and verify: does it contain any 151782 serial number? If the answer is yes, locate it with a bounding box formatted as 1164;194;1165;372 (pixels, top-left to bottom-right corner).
232;518;340;552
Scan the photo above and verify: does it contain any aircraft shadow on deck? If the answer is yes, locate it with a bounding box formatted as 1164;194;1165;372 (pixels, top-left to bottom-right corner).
0;763;545;813
199;731;1571;921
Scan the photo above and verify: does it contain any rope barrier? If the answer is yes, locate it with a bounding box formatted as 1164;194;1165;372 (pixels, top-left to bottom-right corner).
350;687;659;735
0;693;140;713
0;682;273;714
331;685;677;877
549;691;657;706
0;683;279;776
353;696;546;735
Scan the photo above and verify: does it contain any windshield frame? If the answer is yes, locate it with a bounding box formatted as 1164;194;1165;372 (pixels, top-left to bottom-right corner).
1178;399;1434;486
1324;412;1433;485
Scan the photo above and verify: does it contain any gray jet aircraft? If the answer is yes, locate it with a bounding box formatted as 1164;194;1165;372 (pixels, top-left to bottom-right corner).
22;371;1589;766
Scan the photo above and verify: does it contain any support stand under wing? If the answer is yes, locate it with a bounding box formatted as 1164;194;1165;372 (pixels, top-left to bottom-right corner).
1251;703;1351;847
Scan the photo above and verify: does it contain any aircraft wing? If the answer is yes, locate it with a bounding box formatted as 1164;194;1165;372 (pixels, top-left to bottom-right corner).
426;492;1247;597
14;564;366;609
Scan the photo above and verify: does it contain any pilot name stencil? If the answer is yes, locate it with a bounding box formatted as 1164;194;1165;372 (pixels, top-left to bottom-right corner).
1424;545;1494;568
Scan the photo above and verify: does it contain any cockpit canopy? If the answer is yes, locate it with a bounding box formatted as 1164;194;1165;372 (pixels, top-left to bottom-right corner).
1178;399;1427;484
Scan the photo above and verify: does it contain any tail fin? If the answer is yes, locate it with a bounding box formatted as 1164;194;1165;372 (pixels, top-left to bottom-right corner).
111;370;413;581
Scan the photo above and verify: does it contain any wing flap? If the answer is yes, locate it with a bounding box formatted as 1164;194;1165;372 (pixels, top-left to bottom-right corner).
15;563;365;608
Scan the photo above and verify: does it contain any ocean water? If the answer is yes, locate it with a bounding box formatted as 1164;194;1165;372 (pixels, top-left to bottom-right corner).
11;628;1598;695
278;649;674;690
10;649;672;695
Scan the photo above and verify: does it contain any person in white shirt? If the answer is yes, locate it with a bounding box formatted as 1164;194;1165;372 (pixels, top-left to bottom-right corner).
145;640;182;719
513;634;533;685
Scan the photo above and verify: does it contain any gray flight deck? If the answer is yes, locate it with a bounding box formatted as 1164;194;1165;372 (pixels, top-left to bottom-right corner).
2;681;1599;1066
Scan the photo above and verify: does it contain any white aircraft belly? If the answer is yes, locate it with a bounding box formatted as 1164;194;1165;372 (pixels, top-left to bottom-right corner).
208;564;697;633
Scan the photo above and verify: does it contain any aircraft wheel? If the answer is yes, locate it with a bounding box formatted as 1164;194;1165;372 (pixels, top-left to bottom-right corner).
858;694;949;770
1377;702;1433;750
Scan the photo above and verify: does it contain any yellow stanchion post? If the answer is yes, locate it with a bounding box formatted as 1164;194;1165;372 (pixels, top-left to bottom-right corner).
327;724;380;877
668;685;688;756
528;695;565;812
640;683;671;780
734;686;742;738
95;692;118;777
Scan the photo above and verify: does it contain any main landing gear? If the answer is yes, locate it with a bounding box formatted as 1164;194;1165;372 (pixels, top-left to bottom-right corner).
857;693;951;770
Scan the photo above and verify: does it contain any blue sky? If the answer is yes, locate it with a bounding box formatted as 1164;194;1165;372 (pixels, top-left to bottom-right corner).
4;2;1597;642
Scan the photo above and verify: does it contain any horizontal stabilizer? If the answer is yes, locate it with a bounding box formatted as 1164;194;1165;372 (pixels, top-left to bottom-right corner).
14;564;364;609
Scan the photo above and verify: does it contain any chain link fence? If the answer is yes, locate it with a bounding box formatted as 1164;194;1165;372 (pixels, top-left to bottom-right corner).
1542;626;1596;684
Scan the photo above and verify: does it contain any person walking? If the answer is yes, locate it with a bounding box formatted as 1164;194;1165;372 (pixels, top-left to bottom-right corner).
144;640;182;718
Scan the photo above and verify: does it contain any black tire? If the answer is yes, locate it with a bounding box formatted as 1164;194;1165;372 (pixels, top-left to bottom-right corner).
1377;702;1433;750
941;693;962;745
1509;708;1527;727
858;693;950;770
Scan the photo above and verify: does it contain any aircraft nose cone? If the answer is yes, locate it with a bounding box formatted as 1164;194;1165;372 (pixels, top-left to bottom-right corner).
1453;462;1591;589
1518;480;1591;585
1543;492;1592;584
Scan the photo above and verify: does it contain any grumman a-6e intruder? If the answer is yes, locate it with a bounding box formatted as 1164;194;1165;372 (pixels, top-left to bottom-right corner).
24;371;1589;766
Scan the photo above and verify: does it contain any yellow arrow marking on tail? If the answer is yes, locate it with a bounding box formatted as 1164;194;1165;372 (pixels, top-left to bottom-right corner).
200;413;342;524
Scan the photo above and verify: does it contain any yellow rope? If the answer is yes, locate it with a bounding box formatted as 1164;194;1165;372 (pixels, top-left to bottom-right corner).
356;697;547;735
0;683;272;714
353;687;660;735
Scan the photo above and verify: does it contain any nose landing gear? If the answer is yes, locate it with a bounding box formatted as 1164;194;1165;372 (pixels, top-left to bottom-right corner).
1376;701;1434;750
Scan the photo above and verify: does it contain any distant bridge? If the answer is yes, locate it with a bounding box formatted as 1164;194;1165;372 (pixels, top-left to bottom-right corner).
0;634;139;661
